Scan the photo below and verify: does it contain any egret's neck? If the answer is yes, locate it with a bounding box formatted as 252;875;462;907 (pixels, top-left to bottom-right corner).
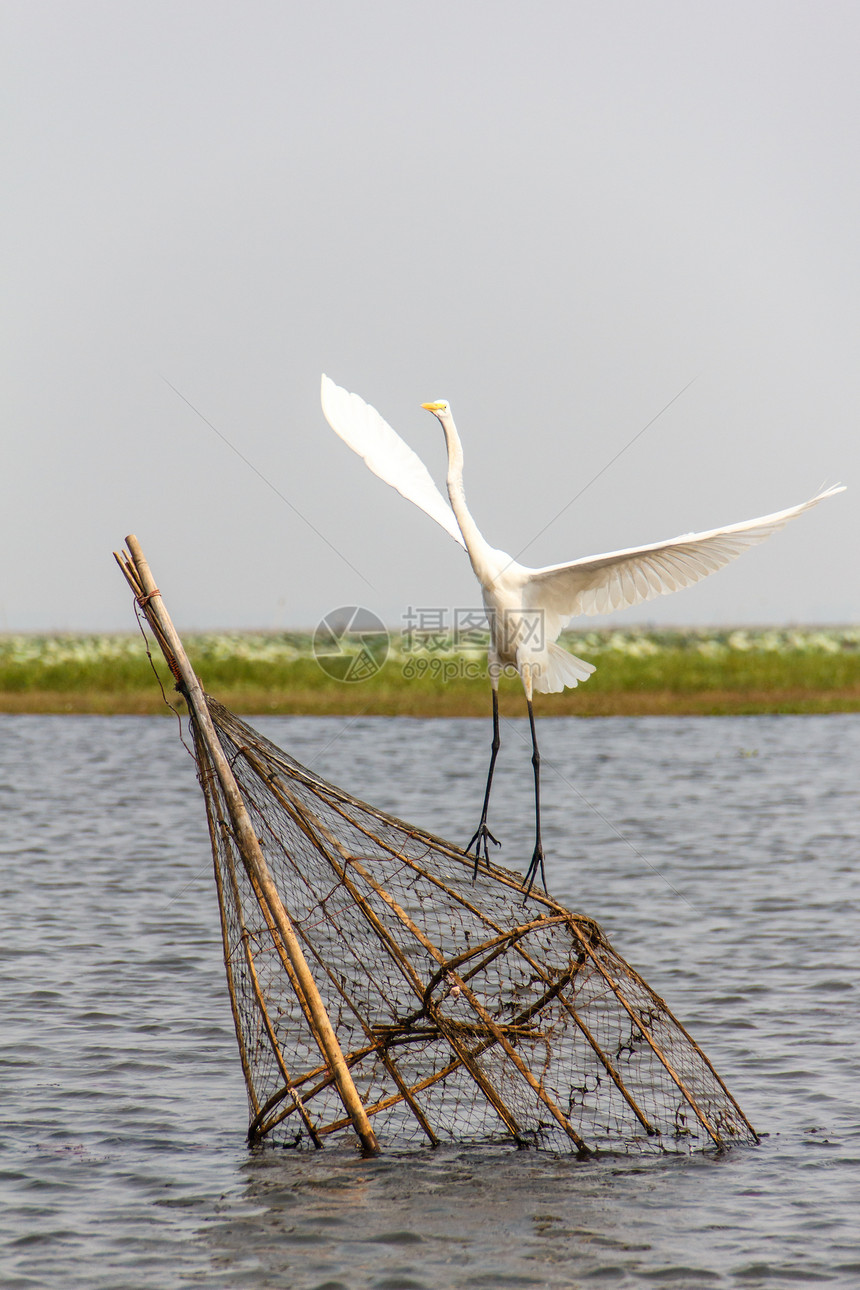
439;412;493;572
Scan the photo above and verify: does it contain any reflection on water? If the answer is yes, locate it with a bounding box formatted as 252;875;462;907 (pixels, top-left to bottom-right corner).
1;713;858;1288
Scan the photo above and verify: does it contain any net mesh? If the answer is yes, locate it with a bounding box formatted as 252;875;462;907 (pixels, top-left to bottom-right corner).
192;697;757;1156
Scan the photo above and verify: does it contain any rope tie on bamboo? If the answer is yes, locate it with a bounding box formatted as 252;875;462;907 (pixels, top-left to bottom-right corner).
136;588;161;607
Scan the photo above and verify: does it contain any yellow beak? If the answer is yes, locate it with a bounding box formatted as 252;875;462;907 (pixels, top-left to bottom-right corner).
421;401;446;412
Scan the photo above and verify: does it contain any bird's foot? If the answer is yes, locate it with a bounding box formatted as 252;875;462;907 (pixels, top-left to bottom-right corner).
466;821;501;878
522;842;547;899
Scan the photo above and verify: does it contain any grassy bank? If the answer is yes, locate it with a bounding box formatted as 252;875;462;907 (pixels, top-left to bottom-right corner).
1;628;859;716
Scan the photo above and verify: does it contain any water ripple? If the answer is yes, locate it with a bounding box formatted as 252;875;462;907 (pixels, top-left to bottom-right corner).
1;713;858;1288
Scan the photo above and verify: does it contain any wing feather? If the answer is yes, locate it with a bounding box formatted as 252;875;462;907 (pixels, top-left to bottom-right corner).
321;375;467;549
524;485;845;622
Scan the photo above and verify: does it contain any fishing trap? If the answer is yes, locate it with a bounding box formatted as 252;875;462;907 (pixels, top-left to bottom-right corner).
116;535;758;1158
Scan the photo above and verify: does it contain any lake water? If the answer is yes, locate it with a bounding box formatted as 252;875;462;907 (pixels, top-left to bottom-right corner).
1;712;858;1288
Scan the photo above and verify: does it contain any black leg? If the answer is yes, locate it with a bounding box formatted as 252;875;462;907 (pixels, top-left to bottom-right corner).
466;688;502;877
522;699;546;897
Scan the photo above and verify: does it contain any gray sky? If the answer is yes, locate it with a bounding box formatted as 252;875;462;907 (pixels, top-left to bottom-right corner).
3;1;857;632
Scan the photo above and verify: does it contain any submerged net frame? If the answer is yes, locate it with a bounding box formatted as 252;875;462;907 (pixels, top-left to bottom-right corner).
115;535;758;1158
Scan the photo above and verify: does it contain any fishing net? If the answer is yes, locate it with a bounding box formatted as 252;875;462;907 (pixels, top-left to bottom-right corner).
196;699;757;1156
115;536;758;1158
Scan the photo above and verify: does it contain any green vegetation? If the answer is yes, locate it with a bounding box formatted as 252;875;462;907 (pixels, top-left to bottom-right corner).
1;628;859;716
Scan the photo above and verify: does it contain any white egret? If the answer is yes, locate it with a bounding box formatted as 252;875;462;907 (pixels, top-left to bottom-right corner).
320;374;844;893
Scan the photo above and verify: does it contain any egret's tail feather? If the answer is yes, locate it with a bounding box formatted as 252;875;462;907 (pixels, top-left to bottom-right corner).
532;642;596;695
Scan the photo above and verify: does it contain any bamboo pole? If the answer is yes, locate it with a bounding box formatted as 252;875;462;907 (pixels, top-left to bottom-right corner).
115;535;379;1156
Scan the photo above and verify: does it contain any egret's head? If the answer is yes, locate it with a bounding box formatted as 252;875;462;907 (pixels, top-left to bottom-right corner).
421;399;450;417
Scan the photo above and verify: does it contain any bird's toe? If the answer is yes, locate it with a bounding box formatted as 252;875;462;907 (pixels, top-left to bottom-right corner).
466;822;502;878
523;844;547;898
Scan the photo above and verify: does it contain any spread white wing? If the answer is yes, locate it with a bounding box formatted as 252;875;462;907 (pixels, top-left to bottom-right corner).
321;375;467;550
524;485;845;623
